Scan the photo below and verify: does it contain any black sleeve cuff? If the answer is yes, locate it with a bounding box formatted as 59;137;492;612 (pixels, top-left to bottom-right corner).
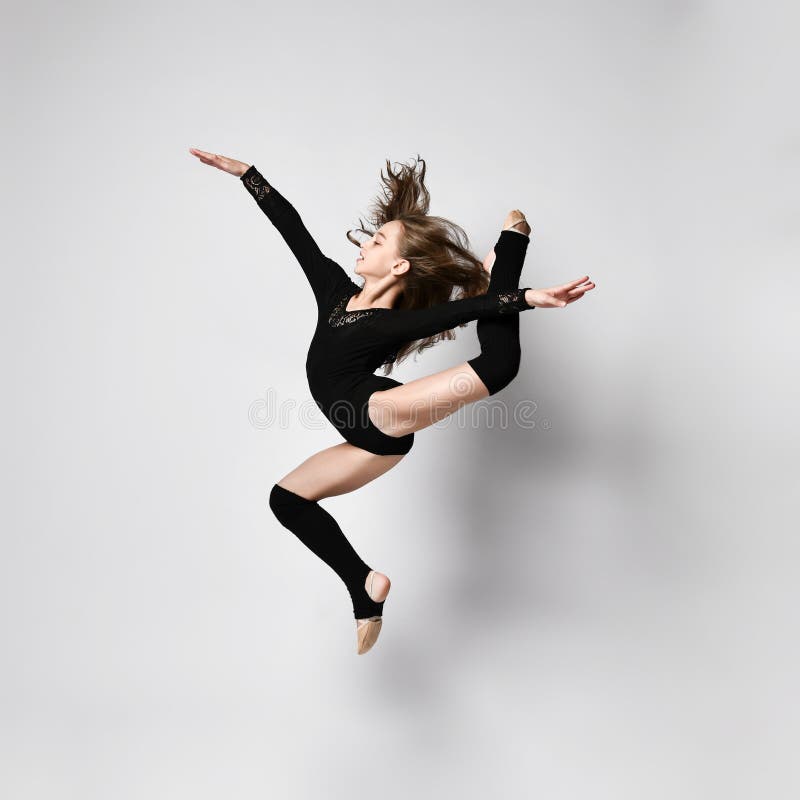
241;164;273;203
241;164;259;181
497;288;532;313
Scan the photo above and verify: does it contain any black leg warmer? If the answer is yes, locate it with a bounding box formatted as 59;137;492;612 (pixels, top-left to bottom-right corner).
467;229;530;395
268;483;385;619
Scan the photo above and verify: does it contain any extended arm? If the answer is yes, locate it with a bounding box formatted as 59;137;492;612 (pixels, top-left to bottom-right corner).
375;288;534;343
240;164;351;306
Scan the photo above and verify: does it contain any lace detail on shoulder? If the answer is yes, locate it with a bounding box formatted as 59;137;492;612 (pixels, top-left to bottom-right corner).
328;292;381;328
497;288;530;313
242;166;271;202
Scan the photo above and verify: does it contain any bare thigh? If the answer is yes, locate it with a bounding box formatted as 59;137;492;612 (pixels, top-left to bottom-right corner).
276;441;406;501
368;361;490;437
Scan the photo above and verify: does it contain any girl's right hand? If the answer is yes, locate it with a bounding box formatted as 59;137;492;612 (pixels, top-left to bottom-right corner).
525;276;595;308
189;147;250;178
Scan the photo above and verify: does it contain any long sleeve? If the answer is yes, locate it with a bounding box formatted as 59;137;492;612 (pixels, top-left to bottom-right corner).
240;164;351;306
375;288;534;343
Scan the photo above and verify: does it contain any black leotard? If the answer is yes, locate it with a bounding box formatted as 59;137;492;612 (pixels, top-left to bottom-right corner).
241;164;534;456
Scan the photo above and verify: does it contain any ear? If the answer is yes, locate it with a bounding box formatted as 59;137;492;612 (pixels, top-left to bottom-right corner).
392;259;411;277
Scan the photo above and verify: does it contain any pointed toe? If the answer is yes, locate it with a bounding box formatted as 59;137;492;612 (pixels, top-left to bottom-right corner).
356;617;383;654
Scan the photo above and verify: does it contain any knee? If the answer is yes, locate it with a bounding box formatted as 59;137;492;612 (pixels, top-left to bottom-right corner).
490;353;520;395
268;483;288;524
269;482;310;526
504;343;522;386
469;342;521;396
268;483;283;514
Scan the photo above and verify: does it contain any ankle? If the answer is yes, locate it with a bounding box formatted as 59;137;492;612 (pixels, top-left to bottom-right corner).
365;570;391;603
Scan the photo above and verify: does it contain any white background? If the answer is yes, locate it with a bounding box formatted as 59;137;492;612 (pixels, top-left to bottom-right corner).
2;1;798;797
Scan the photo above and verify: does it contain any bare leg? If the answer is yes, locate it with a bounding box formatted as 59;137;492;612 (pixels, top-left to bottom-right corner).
272;442;406;637
369;211;531;437
276;441;405;501
368;360;490;437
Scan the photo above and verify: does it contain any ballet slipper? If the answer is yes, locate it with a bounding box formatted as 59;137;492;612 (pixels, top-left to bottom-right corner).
503;209;531;237
356;570;390;655
483;210;532;275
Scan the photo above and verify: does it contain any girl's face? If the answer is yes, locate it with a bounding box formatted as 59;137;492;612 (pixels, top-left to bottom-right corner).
355;220;408;279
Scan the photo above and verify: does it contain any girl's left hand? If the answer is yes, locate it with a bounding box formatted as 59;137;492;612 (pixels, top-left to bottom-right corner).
189;147;250;178
525;276;595;308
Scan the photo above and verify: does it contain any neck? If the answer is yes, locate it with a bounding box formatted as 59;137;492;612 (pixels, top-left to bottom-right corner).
350;278;404;311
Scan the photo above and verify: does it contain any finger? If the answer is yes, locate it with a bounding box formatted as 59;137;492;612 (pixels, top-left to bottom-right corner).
558;275;590;291
189;148;217;165
213;155;237;172
565;286;591;300
566;281;594;296
190;148;228;168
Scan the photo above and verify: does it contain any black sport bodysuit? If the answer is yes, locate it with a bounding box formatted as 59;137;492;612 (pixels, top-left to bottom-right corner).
241;164;534;457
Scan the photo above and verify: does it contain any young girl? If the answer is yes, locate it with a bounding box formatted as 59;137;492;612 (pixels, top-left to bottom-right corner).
189;148;594;654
